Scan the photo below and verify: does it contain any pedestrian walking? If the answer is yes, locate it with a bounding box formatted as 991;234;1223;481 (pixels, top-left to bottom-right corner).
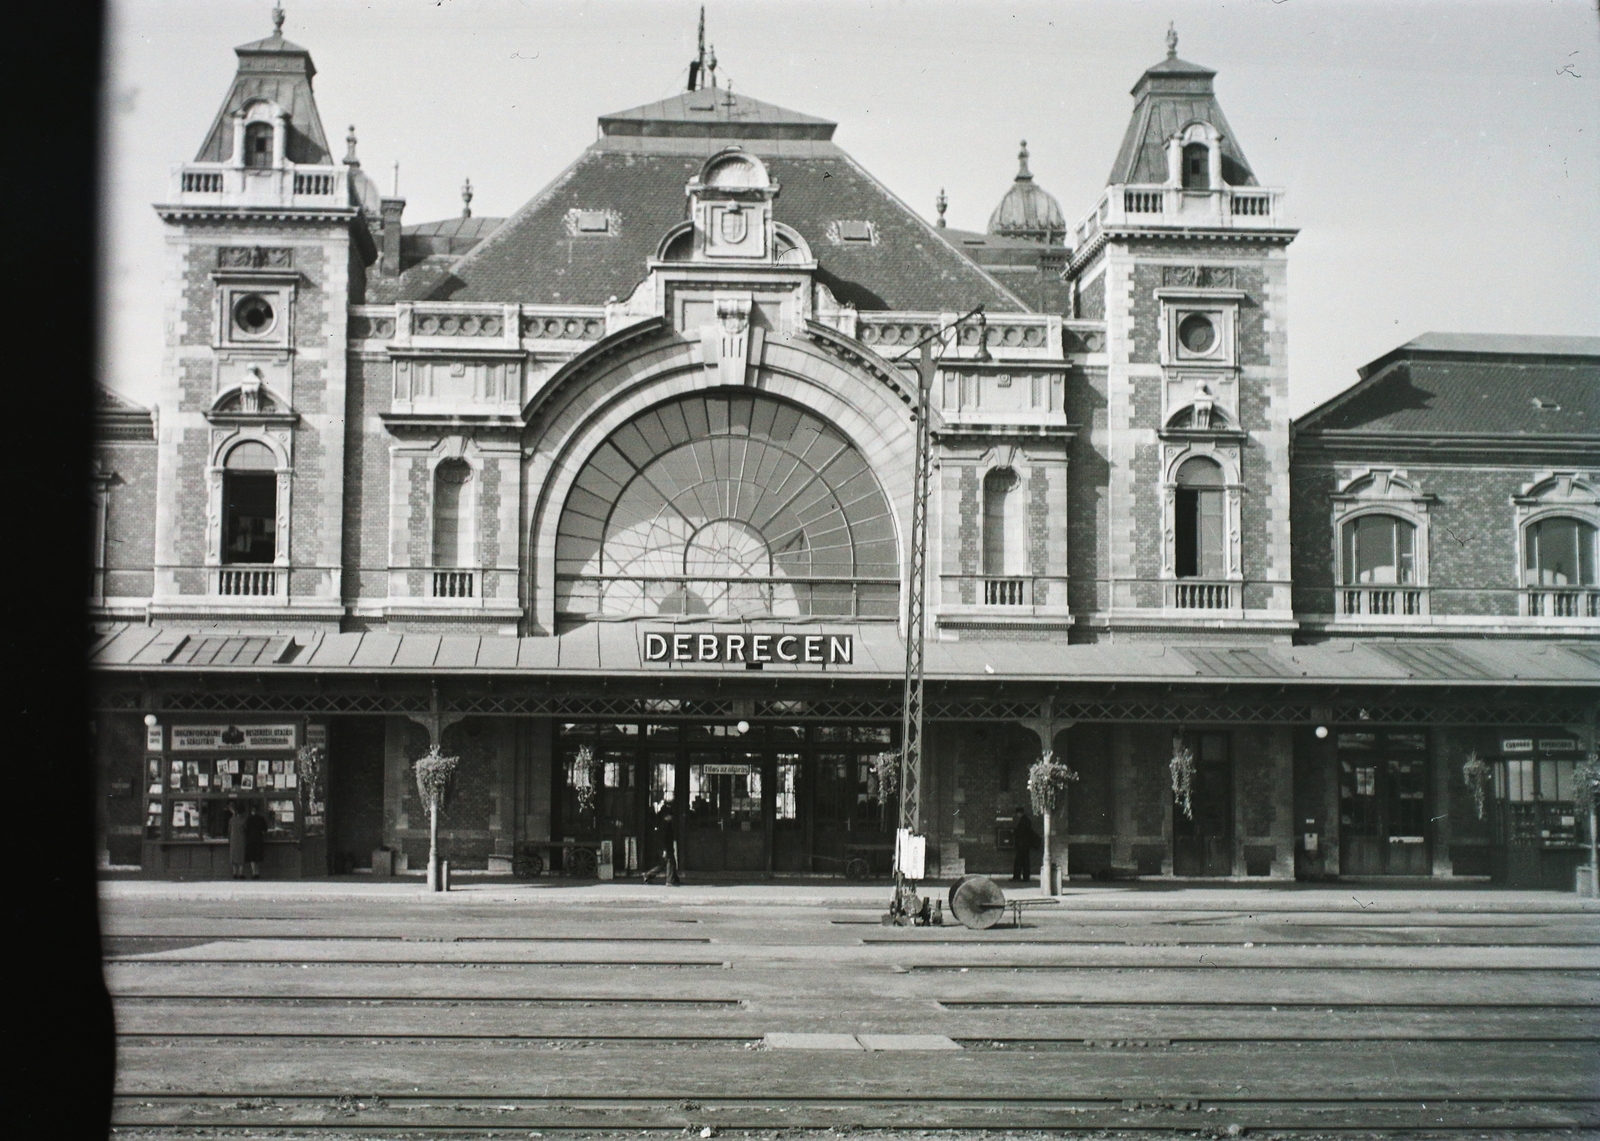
243;802;268;880
227;801;249;879
641;797;681;885
1011;806;1037;882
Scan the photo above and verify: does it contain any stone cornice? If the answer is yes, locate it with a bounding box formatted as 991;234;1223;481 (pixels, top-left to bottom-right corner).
1067;226;1297;280
1294;431;1600;464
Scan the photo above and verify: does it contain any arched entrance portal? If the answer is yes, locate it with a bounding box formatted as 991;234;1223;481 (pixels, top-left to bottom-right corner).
554;391;900;622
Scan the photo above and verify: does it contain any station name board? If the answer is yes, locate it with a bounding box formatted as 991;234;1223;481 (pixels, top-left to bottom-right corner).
644;631;853;666
171;724;298;752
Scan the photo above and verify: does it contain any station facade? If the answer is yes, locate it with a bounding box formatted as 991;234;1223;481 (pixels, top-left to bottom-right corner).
90;16;1599;887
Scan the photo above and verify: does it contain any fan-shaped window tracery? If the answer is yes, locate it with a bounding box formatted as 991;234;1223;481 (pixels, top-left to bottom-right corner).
555;393;899;620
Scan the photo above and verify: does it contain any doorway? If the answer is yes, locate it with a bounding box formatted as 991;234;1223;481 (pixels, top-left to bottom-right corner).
1337;730;1430;875
1172;731;1233;876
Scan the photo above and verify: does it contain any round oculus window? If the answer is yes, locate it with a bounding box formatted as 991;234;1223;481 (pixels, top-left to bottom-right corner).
1177;313;1217;354
233;294;275;337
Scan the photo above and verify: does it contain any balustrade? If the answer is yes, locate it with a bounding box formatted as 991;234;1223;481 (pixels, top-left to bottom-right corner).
1340;586;1426;617
1528;589;1600;619
432;570;476;599
216;568;278;597
1172;580;1233;610
983;578;1027;606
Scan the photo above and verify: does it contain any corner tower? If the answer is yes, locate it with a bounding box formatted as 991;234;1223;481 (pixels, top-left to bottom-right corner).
1066;26;1297;639
149;9;376;627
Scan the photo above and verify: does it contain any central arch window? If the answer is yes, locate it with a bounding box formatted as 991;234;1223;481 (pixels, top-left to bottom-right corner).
555;392;899;620
1174;456;1224;578
1526;517;1597;586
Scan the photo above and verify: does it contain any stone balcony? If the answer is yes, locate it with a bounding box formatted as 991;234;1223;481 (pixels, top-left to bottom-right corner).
1074;184;1286;247
166;163;352;211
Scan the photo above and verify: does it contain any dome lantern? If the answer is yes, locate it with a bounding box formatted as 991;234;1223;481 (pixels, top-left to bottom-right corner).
986;140;1066;246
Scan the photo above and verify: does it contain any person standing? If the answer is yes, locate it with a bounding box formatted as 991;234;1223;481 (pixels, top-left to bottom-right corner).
641;798;680;886
243;802;268;880
1011;806;1037;883
227;802;249;879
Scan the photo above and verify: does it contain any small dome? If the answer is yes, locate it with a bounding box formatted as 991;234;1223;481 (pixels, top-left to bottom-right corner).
987;141;1066;246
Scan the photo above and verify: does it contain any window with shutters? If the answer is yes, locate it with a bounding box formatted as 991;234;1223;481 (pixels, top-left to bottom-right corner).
1174;456;1224;579
244;122;273;169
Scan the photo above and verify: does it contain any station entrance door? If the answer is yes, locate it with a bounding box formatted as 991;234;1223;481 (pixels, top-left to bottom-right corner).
1337;730;1430;875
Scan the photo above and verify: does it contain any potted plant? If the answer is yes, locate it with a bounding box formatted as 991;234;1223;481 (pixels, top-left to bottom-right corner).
1461;751;1493;820
1170;736;1196;822
1027;752;1079;895
414;746;460;892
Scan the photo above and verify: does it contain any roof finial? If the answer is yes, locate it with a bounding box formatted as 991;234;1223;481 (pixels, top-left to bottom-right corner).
1016;140;1033;181
344;125;359;166
272;5;285;36
461;177;473;219
392;160;400;197
935;188;948;228
1166;21;1178;59
707;43;718;88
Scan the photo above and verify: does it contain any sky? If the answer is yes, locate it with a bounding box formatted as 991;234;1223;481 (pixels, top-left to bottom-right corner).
100;0;1600;416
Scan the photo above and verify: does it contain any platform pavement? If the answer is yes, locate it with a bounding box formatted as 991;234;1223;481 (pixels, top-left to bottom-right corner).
98;874;1600;909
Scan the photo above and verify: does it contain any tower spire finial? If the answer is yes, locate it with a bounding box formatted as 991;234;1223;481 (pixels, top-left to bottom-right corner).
688;6;707;91
461;178;473;219
344;125;359;166
1016;140;1033;181
935;188;947;228
1166;21;1178;59
392;160;400;197
272;5;285;36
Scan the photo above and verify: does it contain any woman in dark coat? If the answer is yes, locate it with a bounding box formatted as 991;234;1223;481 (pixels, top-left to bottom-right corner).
227;803;249;879
640;798;680;886
243;803;268;879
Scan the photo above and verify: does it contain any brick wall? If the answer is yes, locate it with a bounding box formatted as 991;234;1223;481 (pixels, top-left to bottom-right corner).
98;440;158;596
1066;367;1109;617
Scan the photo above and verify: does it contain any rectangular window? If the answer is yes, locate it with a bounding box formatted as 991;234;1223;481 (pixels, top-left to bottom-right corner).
223;474;276;564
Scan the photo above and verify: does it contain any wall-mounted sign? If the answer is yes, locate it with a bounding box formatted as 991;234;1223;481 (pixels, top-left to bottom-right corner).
1501;739;1534;753
1538;739;1577;753
644;631;853;665
145;725;164;752
699;764;752;776
172;724;298;752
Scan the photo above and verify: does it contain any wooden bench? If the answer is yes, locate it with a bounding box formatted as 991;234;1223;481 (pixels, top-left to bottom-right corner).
1006;896;1062;928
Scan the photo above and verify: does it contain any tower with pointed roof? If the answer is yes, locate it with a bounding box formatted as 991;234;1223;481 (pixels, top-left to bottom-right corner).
149;7;382;627
1063;27;1297;645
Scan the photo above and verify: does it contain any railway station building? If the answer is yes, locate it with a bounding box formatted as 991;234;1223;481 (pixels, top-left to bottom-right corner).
89;16;1599;888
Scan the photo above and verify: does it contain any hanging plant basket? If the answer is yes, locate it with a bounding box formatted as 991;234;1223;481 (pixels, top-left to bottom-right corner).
414;746;460;814
1027;755;1079;816
294;743;324;807
572;744;599;815
1170;737;1196;822
1461;751;1493;821
869;751;900;800
1576;752;1600;816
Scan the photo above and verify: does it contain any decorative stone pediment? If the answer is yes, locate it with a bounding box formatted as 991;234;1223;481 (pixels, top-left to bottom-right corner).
206;366;298;426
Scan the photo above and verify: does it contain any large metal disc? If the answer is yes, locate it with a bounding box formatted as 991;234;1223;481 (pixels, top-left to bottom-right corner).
948;874;980;913
950;875;1006;930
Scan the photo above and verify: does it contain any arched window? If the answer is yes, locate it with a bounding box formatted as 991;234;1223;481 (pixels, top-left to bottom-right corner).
1342;514;1417;585
982;468;1021;577
431;460;472;568
222;440;277;564
1175;457;1224;578
1182;142;1210;190
244;122;274;169
1525;517;1597;586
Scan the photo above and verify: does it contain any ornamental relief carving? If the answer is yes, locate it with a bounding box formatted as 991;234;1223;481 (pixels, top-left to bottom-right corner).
217;246;293;269
1161;265;1235;289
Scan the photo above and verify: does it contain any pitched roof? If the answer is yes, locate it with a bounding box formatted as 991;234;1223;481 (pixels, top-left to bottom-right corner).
1106;54;1256;186
1296;334;1600;437
403;136;1030;312
400;215;506;265
599;89;836;140
193;29;331;165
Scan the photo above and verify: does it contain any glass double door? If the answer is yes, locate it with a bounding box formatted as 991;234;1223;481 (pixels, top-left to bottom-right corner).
1172;732;1234;877
1337;730;1430;875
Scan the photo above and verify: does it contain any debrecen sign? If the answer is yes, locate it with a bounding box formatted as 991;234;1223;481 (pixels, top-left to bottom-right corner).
643;631;853;665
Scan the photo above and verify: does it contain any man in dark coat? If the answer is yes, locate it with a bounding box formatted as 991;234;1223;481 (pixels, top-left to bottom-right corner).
1011;806;1037;883
227;803;249;879
640;798;680;885
243;803;268;880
